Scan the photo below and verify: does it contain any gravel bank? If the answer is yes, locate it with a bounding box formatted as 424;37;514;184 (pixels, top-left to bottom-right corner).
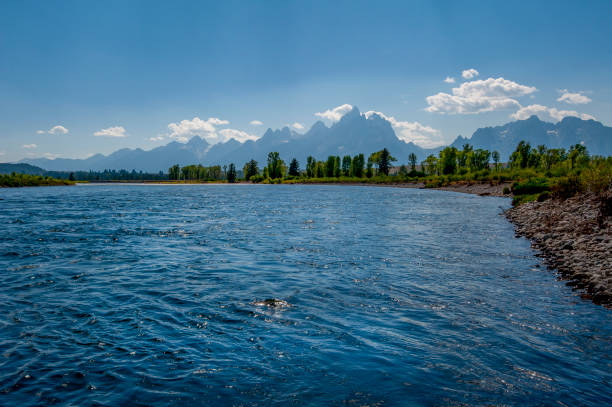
505;193;612;307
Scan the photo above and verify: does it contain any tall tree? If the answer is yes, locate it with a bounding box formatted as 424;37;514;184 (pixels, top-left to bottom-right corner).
227;163;237;183
438;147;458;175
326;156;336;177
267;152;283;179
243;159;259;180
351;154;365;177
341;155;352;176
333;156;341;177
306;156;315;178
408;153;417;171
288;158;300;176
375;148;396;176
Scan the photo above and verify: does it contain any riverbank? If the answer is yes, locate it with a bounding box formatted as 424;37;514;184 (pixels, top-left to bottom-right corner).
506;192;612;306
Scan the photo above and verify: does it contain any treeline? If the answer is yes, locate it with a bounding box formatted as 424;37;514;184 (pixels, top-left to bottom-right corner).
47;169;168;181
242;149;399;183
168;164;238;182
0;173;74;187
235;142;610;204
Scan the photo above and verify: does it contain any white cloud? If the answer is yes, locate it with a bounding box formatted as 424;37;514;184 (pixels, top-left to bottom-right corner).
43;152;60;159
511;104;596;122
149;136;165;142
444;76;455;83
38;125;68;135
426;77;537;114
315;104;354;122
22;144;37;149
364;111;445;148
167;117;229;143
291;122;305;130
557;89;591;105
0;151;4;156
250;120;263;126
462;68;479;79
49;125;69;135
218;129;259;143
94;126;128;138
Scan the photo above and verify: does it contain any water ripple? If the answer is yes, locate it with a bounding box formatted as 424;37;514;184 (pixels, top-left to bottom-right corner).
0;184;610;406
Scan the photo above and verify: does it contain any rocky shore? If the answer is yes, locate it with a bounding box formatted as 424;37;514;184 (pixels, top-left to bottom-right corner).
505;193;612;307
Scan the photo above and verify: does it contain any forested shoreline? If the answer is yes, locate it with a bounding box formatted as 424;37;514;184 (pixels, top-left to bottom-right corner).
163;140;611;206
0;173;74;187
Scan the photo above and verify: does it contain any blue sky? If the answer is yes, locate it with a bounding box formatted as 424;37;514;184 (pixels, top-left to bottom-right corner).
1;0;611;161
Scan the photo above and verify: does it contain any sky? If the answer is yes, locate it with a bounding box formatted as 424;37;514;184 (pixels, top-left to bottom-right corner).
1;0;611;162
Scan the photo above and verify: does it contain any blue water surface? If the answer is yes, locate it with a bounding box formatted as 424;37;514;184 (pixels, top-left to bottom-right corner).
0;184;610;406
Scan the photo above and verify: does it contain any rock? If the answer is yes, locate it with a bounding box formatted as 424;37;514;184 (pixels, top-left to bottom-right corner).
506;192;611;308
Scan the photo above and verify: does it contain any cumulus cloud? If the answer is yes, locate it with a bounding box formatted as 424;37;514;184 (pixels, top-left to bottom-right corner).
218;129;258;143
94;126;128;138
38;125;68;135
444;76;455;83
250;120;263;126
166;116;260;144
510;104;595;122
43;153;60;159
426;77;537;114
149;136;165;142
23;144;37;149
291;122;305;130
462;68;479;79
315;104;354;122
364;111;445;148
166;117;229;143
557;89;591;105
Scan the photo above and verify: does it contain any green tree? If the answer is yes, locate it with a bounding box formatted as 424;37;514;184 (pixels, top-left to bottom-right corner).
408;153;417;171
510;141;534;169
169;164;180;180
438;147;458;175
306;156;315;178
366;160;373;178
568;144;589;168
243;159;259;181
333;156;341;177
341;155;352;176
424;154;438;175
227;163;237;183
267;152;283;179
470;149;491;170
315;161;325;178
288;158;300;176
325;156;336;177
378;148;396;175
351;154;365;177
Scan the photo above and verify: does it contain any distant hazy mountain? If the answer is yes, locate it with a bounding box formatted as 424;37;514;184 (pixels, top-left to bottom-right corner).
19;109;612;172
22;107;426;171
206;107;428;167
450;115;612;160
23;136;210;172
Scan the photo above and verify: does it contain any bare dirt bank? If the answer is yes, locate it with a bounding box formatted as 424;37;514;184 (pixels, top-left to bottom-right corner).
505;193;612;306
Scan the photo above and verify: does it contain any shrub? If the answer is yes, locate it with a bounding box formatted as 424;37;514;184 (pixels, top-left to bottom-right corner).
511;177;549;195
250;175;264;183
502;186;511;195
551;175;583;199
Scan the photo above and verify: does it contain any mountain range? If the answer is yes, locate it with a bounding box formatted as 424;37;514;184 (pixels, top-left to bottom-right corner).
17;107;612;172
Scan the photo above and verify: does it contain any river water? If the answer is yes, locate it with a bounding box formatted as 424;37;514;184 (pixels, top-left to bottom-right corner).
0;184;610;406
